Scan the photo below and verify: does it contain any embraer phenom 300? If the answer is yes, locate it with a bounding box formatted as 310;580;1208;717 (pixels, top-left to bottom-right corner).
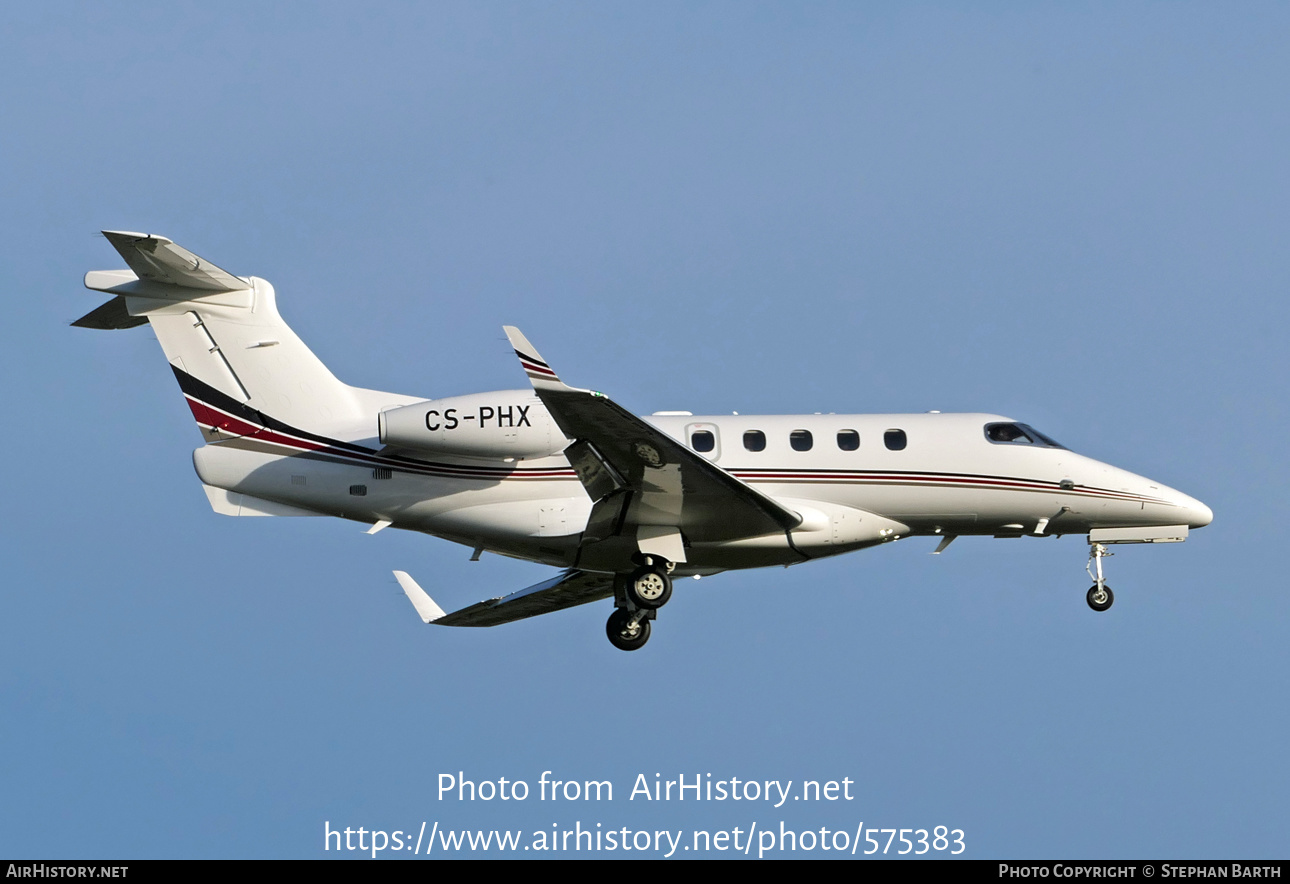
76;232;1212;650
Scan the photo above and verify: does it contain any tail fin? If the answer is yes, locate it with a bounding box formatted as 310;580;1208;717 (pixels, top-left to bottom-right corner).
77;231;405;443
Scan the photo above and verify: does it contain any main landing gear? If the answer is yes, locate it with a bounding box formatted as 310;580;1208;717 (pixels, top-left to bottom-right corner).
606;557;673;651
1085;542;1114;612
606;608;651;651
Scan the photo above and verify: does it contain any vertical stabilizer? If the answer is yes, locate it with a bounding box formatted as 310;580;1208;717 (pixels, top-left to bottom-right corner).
78;231;416;443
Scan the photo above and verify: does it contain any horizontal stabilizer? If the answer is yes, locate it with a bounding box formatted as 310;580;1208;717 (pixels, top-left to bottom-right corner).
396;568;616;628
72;296;147;330
101;231;247;292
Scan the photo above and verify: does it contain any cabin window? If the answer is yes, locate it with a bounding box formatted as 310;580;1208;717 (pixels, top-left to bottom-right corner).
691;430;715;453
884;429;907;451
837;429;860;451
743;430;766;452
790;430;813;451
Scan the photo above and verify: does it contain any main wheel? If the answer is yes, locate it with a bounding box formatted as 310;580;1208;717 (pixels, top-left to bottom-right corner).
606;608;651;651
625;566;672;609
1086;584;1114;612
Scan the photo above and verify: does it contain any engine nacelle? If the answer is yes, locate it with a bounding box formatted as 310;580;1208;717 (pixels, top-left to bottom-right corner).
378;390;567;460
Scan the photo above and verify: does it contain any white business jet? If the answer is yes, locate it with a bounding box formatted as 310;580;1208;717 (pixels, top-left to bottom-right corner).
77;232;1212;650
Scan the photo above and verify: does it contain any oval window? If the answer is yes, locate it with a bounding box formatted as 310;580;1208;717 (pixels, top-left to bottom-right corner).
884;429;907;451
743;430;766;452
691;430;715;453
837;429;859;451
790;430;813;451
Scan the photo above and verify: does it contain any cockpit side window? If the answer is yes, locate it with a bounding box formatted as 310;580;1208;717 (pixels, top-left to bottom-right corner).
986;423;1034;444
984;422;1066;449
1022;425;1066;449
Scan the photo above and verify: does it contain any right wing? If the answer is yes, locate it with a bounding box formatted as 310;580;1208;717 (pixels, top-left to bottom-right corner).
394;569;615;628
505;326;802;548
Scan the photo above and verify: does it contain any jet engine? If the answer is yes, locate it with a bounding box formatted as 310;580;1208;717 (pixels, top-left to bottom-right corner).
378;390;568;460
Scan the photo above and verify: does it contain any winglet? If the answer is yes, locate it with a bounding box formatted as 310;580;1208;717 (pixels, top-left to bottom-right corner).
393;570;447;624
504;326;565;390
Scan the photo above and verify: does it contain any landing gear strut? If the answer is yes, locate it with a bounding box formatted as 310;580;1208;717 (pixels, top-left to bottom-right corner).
1085;542;1114;612
606;556;674;650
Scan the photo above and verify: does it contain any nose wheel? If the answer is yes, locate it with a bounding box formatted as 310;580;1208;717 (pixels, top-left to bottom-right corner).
1085;542;1115;612
1086;583;1114;612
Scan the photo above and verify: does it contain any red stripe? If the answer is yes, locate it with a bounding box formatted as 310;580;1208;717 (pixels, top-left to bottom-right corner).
184;394;1151;503
184;395;578;481
732;470;1154;502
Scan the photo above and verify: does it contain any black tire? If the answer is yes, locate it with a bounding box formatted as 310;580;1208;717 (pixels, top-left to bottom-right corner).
1086;584;1114;612
625;566;672;609
606;608;651;651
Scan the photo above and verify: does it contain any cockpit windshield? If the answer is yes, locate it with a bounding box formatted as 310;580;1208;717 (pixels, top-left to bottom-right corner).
983;422;1066;449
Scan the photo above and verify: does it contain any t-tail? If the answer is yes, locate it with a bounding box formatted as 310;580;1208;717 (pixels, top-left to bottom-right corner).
75;231;425;517
76;230;410;446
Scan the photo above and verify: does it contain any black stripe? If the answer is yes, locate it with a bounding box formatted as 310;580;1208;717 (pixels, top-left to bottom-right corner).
171;366;374;456
514;349;550;369
173;366;578;479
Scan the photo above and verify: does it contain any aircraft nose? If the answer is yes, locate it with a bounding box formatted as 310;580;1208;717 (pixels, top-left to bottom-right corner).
1167;489;1213;528
1186;498;1214;529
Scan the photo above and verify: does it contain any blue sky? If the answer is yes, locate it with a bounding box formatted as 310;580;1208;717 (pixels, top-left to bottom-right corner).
2;2;1286;858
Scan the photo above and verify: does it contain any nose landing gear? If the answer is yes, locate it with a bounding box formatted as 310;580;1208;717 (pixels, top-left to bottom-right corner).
1085;542;1114;612
1086;583;1114;612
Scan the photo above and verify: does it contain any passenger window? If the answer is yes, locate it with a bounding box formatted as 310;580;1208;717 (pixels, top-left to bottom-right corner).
743;430;766;452
790;430;813;451
884;429;907;451
837;430;859;451
691;430;715;453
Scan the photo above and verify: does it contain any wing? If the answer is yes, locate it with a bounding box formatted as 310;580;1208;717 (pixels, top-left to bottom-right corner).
505;327;801;556
394;569;615;627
